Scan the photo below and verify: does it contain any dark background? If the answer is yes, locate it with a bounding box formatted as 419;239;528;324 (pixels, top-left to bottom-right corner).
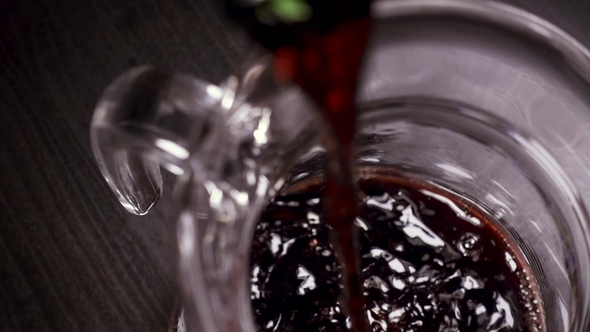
1;0;589;331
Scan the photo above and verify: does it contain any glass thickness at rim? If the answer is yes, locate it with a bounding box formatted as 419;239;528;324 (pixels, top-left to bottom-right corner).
372;0;590;84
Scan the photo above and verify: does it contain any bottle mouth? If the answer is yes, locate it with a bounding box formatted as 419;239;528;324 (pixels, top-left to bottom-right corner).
177;1;590;332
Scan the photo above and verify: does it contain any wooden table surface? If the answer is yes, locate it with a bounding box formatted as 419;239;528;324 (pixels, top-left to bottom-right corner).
1;0;590;331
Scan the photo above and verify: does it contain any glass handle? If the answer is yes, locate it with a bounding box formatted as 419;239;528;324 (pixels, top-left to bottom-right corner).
90;66;225;215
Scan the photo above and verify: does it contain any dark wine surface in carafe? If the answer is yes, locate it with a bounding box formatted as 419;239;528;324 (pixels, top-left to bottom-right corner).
249;169;545;332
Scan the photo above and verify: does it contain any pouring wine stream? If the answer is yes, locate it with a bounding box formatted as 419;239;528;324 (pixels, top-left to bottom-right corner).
226;1;372;331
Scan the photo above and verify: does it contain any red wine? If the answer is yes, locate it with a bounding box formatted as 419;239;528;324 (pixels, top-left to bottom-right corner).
226;1;373;330
250;168;546;332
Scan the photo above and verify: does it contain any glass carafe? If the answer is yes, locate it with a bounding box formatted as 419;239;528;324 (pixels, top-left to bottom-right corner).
90;1;590;331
